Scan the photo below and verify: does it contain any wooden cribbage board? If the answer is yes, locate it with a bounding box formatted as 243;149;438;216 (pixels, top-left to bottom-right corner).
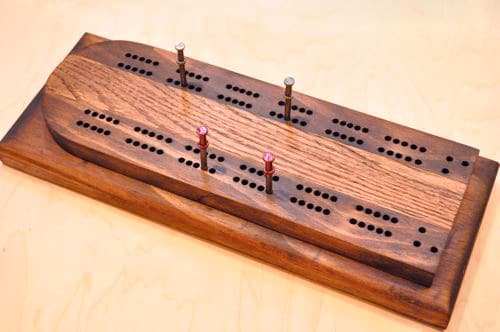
0;33;497;328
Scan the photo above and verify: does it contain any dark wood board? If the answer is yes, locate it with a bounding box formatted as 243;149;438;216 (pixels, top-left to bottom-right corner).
0;33;497;328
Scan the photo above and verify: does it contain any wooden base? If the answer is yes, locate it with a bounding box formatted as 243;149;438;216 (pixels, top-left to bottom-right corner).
0;33;497;328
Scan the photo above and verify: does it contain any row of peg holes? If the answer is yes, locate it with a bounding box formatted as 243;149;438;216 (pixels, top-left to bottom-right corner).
385;135;427;153
325;129;364;145
178;157;216;174
233;176;265;192
289;197;331;215
225;84;260;98
217;94;252;109
377;147;422;165
84;109;120;125
355;204;398;224
269;111;307;126
277;101;314;116
165;78;202;92
117;63;153;76
124;53;159;66
239;164;280;182
75;120;111;136
134;126;173;144
332;118;369;133
349;218;392;237
176;68;209;81
295;184;338;203
125;138;164;155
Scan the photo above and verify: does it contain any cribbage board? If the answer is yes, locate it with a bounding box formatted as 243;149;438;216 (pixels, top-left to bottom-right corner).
0;33;497;328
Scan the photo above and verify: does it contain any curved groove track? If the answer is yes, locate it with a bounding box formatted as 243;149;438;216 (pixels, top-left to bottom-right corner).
40;40;479;286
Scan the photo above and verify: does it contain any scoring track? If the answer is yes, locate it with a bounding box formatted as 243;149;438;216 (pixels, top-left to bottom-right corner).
41;40;479;286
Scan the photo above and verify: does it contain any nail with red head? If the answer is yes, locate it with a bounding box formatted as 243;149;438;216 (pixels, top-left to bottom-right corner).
196;126;209;170
262;152;276;194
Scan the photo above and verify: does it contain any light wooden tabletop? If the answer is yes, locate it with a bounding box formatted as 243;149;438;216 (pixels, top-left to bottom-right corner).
0;1;498;331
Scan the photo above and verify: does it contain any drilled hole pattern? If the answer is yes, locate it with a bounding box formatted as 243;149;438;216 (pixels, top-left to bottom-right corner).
133;126;173;144
184;145;226;163
354;204;399;224
277;101;314;116
232;176;266;192
348;218;393;237
75;120;111;136
125;137;164;155
224;84;260;98
377;146;422;165
354;205;439;253
117;63;153;76
217;94;252;109
239;164;280;182
178;157;216;174
384;135;427;153
295;184;338;203
324;129;364;145
268;111;308;127
289;196;331;215
83;109;121;125
124;53;159;66
176;68;209;81
165;78;203;92
331;118;369;133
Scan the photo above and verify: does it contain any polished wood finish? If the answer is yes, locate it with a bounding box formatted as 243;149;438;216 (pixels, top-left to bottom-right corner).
0;33;497;328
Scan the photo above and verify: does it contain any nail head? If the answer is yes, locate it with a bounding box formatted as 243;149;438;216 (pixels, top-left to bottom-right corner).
284;77;295;86
196;126;208;136
175;41;185;51
263;152;276;163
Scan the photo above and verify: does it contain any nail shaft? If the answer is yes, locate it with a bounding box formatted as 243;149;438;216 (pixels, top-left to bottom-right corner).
200;149;208;170
283;77;294;121
175;42;187;87
265;175;273;194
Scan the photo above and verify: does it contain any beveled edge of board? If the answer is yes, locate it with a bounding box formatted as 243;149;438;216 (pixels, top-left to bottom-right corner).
0;33;497;328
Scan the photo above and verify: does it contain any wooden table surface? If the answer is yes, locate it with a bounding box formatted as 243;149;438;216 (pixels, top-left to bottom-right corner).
0;1;498;331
